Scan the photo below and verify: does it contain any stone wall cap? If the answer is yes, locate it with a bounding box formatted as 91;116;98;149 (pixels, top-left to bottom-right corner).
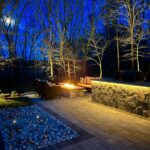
92;78;150;88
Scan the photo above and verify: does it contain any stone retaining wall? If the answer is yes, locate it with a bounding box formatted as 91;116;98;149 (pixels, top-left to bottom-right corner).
92;80;150;117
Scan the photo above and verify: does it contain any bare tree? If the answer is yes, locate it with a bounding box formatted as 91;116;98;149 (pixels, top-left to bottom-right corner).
116;0;149;70
87;31;109;78
42;30;57;80
101;0;121;71
51;0;83;80
83;0;109;79
134;27;149;71
33;0;56;80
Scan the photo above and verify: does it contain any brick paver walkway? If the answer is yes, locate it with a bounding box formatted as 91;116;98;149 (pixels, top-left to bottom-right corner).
37;95;150;150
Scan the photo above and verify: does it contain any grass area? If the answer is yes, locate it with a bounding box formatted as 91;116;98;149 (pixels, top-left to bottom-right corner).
0;80;34;93
0;97;33;109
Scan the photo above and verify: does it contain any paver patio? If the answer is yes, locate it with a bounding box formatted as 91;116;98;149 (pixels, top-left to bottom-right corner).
29;93;150;150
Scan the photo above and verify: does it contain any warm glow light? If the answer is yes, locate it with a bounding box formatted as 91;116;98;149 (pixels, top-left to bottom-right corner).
92;80;150;90
92;80;150;94
63;83;75;89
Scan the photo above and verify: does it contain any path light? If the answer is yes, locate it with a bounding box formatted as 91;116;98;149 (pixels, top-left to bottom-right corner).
13;120;16;124
4;16;15;26
36;115;40;119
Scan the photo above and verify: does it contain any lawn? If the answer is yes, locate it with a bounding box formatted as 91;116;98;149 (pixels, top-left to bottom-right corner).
0;97;33;109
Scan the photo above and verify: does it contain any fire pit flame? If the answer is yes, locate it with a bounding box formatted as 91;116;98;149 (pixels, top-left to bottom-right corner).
63;83;75;89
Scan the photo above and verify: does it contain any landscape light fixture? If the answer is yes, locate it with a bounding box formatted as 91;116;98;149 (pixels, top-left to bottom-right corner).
13;120;16;124
36;115;40;119
4;16;15;26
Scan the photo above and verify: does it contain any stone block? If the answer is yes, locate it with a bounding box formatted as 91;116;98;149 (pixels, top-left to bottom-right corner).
143;110;148;118
136;107;143;116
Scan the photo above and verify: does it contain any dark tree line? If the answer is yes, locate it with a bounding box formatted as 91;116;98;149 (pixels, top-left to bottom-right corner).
0;0;149;82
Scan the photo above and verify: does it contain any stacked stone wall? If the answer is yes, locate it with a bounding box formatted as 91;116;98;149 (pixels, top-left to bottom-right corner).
92;81;150;117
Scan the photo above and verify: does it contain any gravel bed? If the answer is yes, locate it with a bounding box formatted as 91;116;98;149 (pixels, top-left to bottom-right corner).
0;104;78;150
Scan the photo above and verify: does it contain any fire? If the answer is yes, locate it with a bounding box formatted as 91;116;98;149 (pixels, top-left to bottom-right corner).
63;83;75;89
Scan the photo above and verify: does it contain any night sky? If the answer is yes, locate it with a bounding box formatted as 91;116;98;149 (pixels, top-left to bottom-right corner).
0;0;149;63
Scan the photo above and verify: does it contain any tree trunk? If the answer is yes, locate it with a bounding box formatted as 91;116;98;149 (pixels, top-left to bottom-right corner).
73;60;76;82
100;62;102;79
67;59;71;79
130;25;134;70
60;40;66;76
116;32;120;71
136;45;140;71
49;55;54;78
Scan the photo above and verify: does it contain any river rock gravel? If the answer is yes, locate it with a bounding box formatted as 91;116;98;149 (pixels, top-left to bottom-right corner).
0;104;78;150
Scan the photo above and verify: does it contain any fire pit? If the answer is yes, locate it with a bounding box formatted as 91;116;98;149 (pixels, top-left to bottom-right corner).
63;83;75;89
60;83;85;98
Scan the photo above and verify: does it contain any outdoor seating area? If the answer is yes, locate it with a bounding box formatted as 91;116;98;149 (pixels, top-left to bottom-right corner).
34;78;150;118
77;76;99;88
34;79;61;99
34;79;86;99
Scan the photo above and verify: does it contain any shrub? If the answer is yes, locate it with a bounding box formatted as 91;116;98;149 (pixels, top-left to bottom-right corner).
10;91;18;98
